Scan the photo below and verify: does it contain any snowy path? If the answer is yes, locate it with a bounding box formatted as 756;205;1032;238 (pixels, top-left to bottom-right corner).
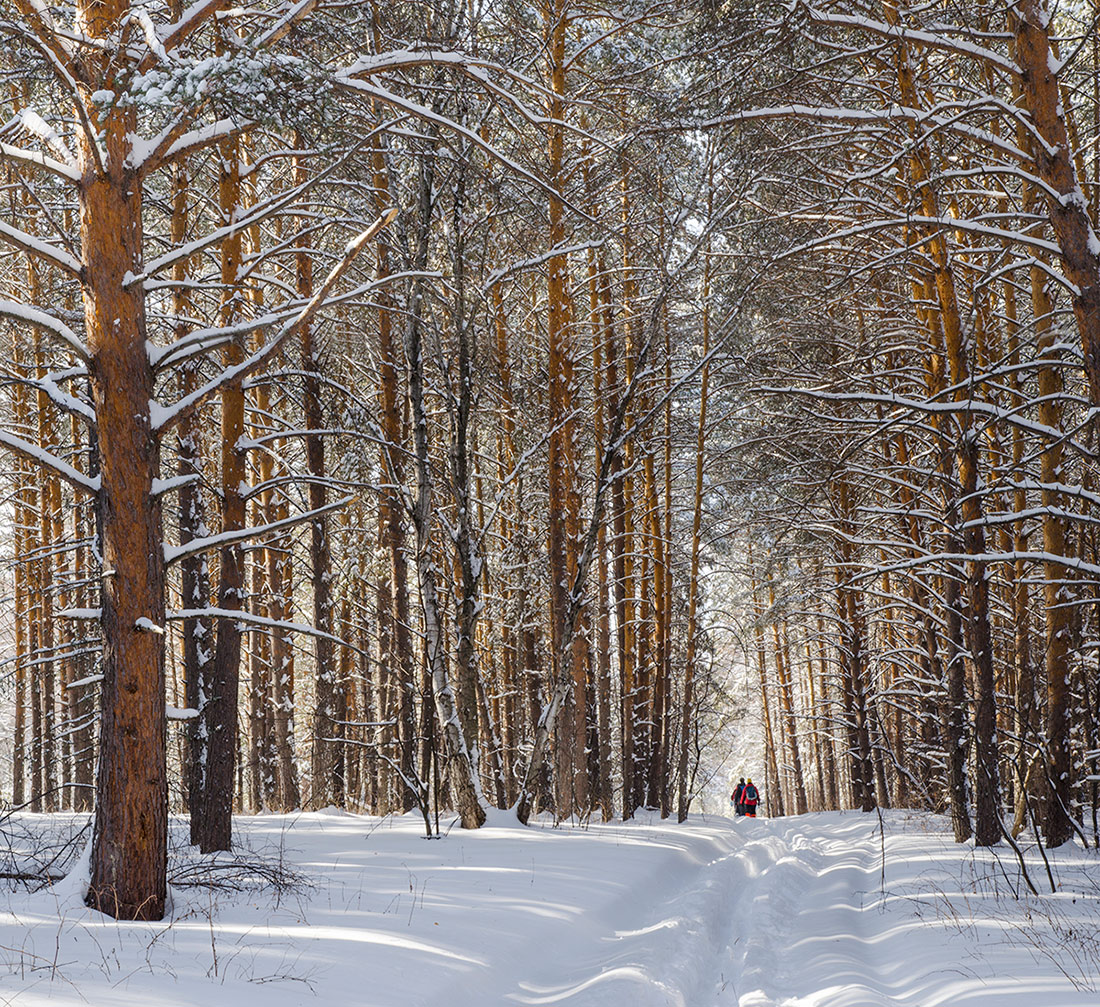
3;809;1100;1005
707;814;1099;1007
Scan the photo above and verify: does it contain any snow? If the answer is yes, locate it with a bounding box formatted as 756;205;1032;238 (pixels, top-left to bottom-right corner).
3;810;1100;1006
0;429;100;495
152;473;201;496
15;108;77;167
55;608;100;620
0;142;80;182
0;221;82;277
166;705;199;720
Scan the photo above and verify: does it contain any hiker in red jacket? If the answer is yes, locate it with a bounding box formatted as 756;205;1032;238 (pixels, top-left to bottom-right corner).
742;779;759;817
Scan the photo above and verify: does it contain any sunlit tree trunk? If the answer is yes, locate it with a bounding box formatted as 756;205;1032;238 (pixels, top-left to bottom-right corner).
79;0;167;917
1012;0;1100;413
882;0;999;843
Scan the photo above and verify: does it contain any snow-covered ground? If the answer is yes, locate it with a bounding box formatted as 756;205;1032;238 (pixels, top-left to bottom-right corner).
3;808;1100;1005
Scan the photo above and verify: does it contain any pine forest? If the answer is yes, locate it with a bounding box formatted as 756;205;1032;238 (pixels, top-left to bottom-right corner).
2;0;1100;933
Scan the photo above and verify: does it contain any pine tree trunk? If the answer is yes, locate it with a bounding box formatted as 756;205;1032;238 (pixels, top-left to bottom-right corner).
751;554;784;817
542;0;588;818
643;447;667;811
1030;256;1076;846
32;274;57;810
939;555;974;842
373;141;417;813
79;14;168;910
300;148;341;810
10;326;29;808
492;284;520;803
608;328;637;819
196;133;246;853
769;580;808;816
1012;0;1100;412
659;286;674;820
999;272;1036;835
590;261;615;819
246;539;272;812
72;414;96;812
678;252;709;822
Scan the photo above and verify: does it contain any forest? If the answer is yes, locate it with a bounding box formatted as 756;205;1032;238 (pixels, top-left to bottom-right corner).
1;0;1100;928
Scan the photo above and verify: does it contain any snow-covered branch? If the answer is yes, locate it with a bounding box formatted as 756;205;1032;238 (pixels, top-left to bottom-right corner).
164;494;354;565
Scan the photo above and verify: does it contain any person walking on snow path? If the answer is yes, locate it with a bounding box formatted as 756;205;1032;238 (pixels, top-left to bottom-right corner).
742;779;759;817
731;778;746;816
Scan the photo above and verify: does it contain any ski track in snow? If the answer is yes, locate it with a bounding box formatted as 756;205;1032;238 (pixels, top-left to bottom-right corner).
3;810;1100;1006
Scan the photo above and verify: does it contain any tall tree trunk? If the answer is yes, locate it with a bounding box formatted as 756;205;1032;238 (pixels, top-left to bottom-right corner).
491;282;520;802
833;479;875;813
406;156;484;829
372;139;417;813
659;271;674;820
643;445;667;811
541;0;588;818
300;144;342;809
751;553;784;817
769;578;808;815
677;243;710;822
589;253;615;820
72;408;97;812
1031;252;1076;846
32;266;57;811
815;611;839;810
10;326;30;807
609;333;637;820
173;160;213;833
196;131;246;853
884;0;1000;842
80;0;167;912
940;527;974;842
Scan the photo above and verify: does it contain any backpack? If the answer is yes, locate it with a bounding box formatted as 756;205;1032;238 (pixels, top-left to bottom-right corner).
743;784;758;803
